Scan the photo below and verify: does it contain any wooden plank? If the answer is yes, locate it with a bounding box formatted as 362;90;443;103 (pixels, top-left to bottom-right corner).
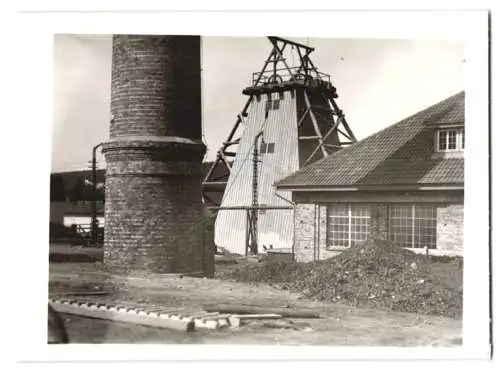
52;291;108;297
202;304;321;319
51;301;195;332
233;314;282;320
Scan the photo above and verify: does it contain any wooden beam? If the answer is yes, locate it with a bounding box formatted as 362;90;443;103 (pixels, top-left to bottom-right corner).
299;136;321;140
232;314;282;320
267;36;315;53
253;48;277;86
297;108;310;128
202;304;321;319
296;46;306;75
203;153;222;183
336;128;351;140
201;181;227;192
201;194;219;207
268;37;295;79
223;139;240;146
220;152;233;172
328;96;357;142
51;291;108;297
303;90;328;158
319;116;342;145
226;96;252;142
204;97;251;184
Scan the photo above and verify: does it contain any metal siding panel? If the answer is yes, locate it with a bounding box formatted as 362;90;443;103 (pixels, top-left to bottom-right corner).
215;91;299;254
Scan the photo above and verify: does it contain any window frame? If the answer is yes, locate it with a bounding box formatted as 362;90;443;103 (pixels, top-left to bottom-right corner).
326;204;371;249
260;142;276;154
435;127;465;152
388;204;437;249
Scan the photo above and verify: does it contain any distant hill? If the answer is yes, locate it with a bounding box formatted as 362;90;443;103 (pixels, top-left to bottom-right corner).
51;162;229;202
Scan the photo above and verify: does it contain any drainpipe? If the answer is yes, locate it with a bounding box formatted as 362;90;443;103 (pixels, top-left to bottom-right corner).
274;190;296;262
90;142;103;246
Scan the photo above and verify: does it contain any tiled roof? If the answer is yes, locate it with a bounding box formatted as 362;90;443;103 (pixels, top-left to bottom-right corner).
276;91;465;189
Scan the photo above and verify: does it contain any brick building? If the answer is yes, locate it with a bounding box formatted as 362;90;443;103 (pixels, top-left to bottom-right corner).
275;91;465;262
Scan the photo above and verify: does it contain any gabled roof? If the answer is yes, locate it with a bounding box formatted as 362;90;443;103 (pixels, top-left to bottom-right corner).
276;91;465;190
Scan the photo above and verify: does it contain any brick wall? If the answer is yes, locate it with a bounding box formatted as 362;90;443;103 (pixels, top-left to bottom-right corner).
436;204;464;252
294;203;330;262
110;35;202;140
293;199;463;262
103;35;209;275
369;204;389;240
294;203;315;262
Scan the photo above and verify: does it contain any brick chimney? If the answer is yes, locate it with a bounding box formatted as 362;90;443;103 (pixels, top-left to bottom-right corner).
102;35;207;274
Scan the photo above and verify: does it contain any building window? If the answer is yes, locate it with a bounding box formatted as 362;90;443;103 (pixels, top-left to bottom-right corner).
389;204;437;249
327;204;371;248
265;99;280;111
260;142;275;154
437;128;464;152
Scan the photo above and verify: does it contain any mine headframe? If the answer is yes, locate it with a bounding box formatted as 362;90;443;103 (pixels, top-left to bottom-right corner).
202;36;357;209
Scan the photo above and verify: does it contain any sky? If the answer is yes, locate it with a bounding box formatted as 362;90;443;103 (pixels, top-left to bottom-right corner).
51;34;464;172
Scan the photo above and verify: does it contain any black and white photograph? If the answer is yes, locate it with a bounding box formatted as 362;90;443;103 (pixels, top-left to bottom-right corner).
4;6;491;365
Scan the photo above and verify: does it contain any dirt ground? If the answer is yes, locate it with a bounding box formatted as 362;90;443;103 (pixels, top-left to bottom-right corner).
48;262;462;346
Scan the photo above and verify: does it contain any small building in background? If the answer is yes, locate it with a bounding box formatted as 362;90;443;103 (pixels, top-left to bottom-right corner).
276;91;465;261
49;169;105;242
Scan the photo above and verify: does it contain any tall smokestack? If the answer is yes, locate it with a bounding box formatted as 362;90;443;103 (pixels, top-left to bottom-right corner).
102;35;206;274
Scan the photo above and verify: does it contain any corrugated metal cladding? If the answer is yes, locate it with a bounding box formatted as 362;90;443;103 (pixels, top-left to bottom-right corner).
215;91;299;255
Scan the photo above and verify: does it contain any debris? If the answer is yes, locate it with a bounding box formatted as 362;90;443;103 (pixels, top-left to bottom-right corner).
219;239;462;318
260;319;311;330
202;304;321;318
215;255;238;265
228;316;241;328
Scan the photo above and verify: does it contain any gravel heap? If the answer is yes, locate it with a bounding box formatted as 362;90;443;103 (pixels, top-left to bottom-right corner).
220;239;463;318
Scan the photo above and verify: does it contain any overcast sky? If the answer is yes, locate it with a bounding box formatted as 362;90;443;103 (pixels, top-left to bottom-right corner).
52;34;464;172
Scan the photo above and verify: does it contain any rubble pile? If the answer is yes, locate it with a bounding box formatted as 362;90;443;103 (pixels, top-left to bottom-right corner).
221;239;463;318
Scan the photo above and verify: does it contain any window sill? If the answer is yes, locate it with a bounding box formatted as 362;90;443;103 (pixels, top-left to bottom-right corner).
406;248;462;257
432;151;464;159
326;246;350;252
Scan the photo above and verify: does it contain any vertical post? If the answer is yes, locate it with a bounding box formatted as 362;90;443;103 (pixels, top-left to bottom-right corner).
250;131;264;255
90;143;102;246
245;209;250;256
